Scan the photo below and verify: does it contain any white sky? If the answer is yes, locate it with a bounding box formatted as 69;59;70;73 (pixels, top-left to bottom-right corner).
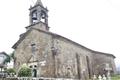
0;0;120;67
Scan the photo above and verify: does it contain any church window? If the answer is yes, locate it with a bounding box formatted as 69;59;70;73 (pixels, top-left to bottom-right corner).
34;65;37;68
30;65;32;68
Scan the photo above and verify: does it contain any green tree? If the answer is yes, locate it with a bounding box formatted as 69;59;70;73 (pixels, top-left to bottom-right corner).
18;66;32;77
3;51;15;64
10;51;15;60
3;54;11;64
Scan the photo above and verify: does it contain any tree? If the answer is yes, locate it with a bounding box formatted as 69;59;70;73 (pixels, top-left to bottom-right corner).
3;51;15;65
3;54;11;64
18;65;32;77
10;51;15;60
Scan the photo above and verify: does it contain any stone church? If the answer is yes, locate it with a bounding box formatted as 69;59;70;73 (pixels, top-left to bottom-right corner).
12;0;116;79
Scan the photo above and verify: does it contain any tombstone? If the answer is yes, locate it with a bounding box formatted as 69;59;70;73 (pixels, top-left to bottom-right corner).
14;74;17;77
93;75;97;80
98;75;102;80
105;63;112;80
10;73;12;77
102;75;106;80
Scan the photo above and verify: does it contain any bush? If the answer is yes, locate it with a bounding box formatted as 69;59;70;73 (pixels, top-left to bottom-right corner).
18;66;31;77
5;68;16;75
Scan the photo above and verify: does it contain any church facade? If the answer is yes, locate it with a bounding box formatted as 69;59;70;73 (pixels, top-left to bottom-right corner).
12;0;116;79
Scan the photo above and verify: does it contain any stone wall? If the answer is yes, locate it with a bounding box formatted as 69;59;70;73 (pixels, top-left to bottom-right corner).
92;52;116;75
53;36;93;79
14;29;55;77
13;24;116;80
0;78;17;80
26;22;48;31
14;28;94;79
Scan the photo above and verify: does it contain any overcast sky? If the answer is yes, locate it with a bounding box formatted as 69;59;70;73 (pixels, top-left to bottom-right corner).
0;0;120;67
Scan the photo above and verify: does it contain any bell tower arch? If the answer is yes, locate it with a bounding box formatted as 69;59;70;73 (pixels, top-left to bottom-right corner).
29;0;49;30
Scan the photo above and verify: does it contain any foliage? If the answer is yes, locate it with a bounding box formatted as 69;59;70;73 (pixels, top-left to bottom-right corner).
18;65;32;77
3;51;15;64
3;55;11;64
5;68;16;74
10;51;15;60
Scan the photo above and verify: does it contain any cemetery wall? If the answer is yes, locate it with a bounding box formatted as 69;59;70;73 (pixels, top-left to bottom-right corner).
0;78;17;80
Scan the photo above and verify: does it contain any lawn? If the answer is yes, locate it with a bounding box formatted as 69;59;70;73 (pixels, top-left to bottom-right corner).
111;75;120;80
89;75;120;80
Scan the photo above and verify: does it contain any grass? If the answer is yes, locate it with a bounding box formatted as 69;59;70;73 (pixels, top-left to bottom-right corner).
89;75;120;80
111;75;120;80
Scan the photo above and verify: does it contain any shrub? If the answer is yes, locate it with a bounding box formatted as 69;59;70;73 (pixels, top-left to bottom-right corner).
18;66;31;77
6;68;16;74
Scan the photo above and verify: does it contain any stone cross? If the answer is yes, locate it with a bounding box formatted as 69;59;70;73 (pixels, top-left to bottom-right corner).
105;63;112;80
93;75;97;80
98;75;102;80
102;74;106;80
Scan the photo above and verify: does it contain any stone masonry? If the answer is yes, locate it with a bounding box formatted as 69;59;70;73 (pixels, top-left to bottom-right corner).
12;0;116;80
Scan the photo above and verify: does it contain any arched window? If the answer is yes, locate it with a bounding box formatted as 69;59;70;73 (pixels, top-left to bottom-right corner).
40;10;46;22
32;10;38;23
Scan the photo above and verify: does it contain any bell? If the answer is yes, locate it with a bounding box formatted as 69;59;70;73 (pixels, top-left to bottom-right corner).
42;16;45;19
32;17;37;20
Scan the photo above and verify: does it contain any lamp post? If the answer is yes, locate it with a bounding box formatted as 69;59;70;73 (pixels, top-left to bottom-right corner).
31;43;36;77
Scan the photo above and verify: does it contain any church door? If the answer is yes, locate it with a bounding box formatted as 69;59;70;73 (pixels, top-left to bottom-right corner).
33;69;37;77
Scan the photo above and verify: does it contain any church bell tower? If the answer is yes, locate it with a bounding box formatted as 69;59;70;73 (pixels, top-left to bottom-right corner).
29;0;49;30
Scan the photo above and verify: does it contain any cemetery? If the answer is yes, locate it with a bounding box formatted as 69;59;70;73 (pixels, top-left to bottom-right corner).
0;63;118;80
